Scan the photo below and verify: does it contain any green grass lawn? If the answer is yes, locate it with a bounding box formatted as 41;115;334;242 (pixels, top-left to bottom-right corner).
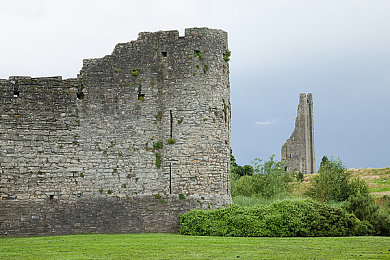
1;233;389;259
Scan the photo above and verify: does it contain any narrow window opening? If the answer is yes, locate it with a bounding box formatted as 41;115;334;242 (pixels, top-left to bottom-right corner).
161;51;167;57
13;89;19;98
170;110;173;138
290;153;293;158
284;166;288;171
49;195;54;200
169;163;172;195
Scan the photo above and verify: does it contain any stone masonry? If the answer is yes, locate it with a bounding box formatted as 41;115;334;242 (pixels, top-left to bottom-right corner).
281;93;315;174
0;28;232;236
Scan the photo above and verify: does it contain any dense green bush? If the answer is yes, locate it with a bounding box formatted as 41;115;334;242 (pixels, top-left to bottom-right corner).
344;194;390;235
231;172;291;199
231;155;292;199
179;199;362;237
305;158;369;202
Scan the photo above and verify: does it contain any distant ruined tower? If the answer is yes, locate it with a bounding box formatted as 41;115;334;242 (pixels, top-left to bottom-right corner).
281;93;315;174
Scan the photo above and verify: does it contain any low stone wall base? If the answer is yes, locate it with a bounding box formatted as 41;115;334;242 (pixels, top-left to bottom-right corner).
0;195;231;237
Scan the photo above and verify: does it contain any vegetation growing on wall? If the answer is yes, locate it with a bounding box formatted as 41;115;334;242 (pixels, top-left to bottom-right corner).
223;50;231;62
155;153;161;168
153;141;163;150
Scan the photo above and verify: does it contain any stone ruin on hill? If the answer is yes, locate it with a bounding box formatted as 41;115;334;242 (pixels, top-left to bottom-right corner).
0;28;232;236
281;93;316;174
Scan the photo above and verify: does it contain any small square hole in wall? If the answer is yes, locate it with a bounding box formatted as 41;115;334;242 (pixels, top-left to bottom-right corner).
13;90;19;98
138;93;145;101
76;92;84;100
49;195;54;200
161;52;167;57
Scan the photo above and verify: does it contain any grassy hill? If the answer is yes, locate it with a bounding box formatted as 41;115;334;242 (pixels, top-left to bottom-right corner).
347;168;390;196
291;167;390;198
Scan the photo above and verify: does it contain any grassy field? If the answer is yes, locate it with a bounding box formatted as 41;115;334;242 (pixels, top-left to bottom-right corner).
1;233;390;259
348;168;390;196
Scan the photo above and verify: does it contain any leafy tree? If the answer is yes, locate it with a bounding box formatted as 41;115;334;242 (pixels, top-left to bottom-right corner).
251;154;285;175
305;157;369;202
344;194;390;235
319;155;329;171
231;155;292;199
230;149;254;178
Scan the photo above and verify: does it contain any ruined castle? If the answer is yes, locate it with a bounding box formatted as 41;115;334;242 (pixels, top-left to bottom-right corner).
281;93;315;174
0;28;232;236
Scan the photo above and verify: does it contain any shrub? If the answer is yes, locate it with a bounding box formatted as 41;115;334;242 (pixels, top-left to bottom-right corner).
231;165;254;178
231;155;292;199
344;194;390;235
305;158;369;202
294;171;304;182
319;155;329;171
231;173;291;199
179;199;361;237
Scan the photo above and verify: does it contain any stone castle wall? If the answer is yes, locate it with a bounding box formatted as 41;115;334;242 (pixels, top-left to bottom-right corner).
0;28;231;236
281;93;315;174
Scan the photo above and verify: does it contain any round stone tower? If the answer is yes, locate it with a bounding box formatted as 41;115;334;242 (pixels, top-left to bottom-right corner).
0;28;231;236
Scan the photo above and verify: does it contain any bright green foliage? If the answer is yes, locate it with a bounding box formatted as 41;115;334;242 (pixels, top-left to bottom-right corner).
153;141;163;150
344;194;390;235
167;138;176;144
232;195;277;207
232;165;254;178
179;199;362;237
305;158;369;202
231;155;291;199
251;154;285;175
193;50;204;60
320;155;329;171
1;234;390;259
131;69;139;77
155;153;161;168
203;64;209;73
231;173;291;199
230;150;253;179
294;171;304;182
223;50;231;62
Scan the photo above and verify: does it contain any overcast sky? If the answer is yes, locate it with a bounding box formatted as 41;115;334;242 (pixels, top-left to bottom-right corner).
1;0;389;169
